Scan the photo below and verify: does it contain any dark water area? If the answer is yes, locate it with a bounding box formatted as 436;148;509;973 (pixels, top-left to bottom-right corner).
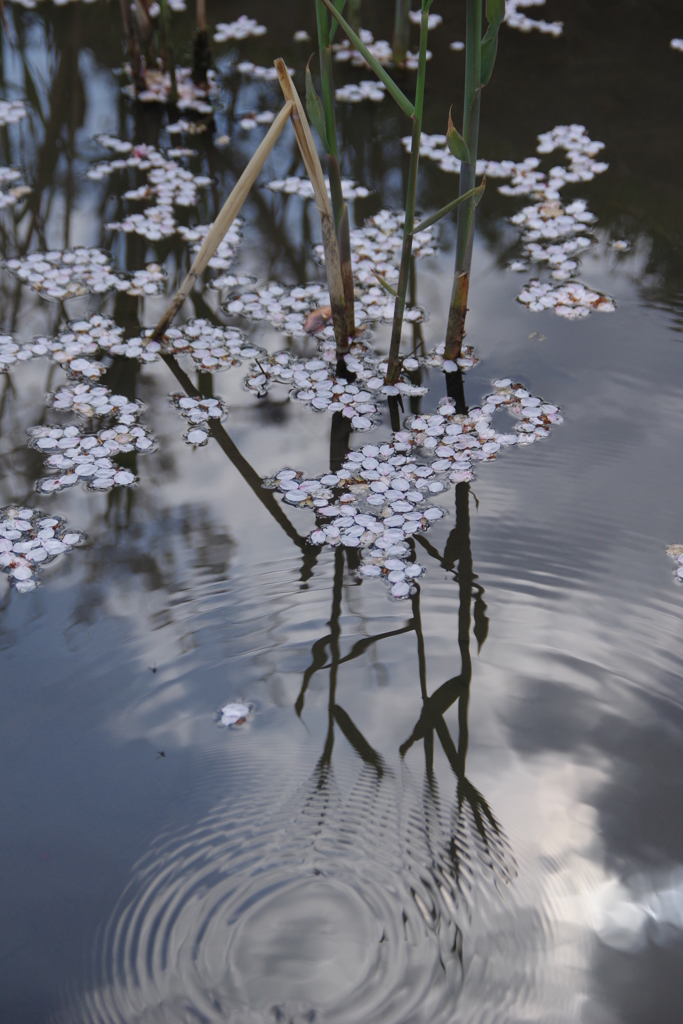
1;1;683;1021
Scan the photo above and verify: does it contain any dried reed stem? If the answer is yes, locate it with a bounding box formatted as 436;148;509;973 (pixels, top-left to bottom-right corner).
151;101;294;341
275;58;348;355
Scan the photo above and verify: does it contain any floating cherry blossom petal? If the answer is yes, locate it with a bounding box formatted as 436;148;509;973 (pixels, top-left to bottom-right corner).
219;702;252;726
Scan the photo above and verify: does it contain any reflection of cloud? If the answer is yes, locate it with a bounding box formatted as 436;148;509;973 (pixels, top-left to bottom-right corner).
594;869;683;952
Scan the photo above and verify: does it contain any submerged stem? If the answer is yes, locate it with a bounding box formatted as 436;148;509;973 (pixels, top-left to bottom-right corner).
159;0;177;103
119;0;145;93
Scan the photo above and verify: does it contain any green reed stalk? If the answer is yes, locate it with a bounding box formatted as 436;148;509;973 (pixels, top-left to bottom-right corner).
385;6;429;384
319;0;429;364
313;0;355;334
444;0;504;361
392;0;411;66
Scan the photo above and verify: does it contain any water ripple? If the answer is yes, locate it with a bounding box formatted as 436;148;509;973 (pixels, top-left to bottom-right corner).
58;751;536;1024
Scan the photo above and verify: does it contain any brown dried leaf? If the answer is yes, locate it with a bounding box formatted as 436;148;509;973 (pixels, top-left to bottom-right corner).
304;306;332;333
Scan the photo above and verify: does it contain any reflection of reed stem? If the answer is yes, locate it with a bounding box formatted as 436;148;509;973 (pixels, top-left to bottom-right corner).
392;0;411;66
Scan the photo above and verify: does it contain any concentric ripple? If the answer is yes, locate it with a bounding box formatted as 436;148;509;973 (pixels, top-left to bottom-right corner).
61;755;525;1024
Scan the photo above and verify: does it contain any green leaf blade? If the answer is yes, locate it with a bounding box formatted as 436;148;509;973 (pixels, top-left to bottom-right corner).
305;60;331;154
318;0;415;118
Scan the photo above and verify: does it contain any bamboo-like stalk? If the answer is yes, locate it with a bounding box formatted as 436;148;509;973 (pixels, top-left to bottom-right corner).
338;203;355;332
385;7;429;384
392;0;411;66
275;59;349;356
444;0;482;361
151;102;294;341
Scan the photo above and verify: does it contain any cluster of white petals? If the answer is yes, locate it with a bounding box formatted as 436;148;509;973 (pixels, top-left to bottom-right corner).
3;250;165;299
237;110;276;130
177;221;243;284
124;67;218;115
142;319;262;372
214;16;267;43
0;166;31;210
333;28;431;69
235;61;294;82
314;209;436;326
269;380;562;598
170;393;227;446
0;507;84;593
517;280;615;317
0;99;29;125
335;80;386;103
0;315;143;379
243;341;426;432
29;420;156;494
408;11;442;28
505;0;563;36
266;176;371;200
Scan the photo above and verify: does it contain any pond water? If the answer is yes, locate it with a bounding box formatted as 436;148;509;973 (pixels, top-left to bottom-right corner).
1;1;683;1021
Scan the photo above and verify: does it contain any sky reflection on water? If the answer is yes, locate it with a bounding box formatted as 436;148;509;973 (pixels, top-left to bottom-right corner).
1;1;683;1022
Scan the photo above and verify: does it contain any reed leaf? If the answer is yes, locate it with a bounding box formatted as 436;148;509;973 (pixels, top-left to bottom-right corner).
446;106;470;163
318;0;415;118
305;58;330;154
372;269;399;297
480;0;505;86
413;180;485;234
